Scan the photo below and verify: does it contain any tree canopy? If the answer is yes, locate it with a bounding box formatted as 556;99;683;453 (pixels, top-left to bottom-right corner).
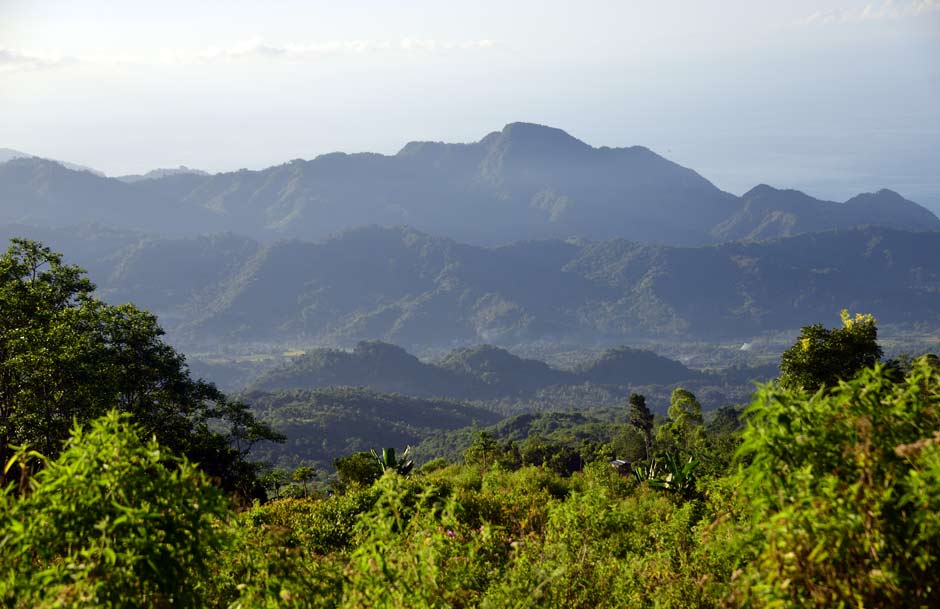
778;309;883;391
0;238;281;496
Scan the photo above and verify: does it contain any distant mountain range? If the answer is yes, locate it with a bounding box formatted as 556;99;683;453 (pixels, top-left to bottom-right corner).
0;147;104;176
247;340;698;400
2;223;938;348
2;123;937;245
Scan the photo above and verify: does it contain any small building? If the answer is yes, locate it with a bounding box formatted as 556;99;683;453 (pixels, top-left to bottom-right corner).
610;459;632;475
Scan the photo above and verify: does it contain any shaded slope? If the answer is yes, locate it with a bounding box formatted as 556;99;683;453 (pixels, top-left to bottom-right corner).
244;387;501;469
5;224;940;347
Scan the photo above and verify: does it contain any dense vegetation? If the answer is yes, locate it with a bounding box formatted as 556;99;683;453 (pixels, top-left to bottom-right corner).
2;240;939;607
4;352;938;607
244;387;500;471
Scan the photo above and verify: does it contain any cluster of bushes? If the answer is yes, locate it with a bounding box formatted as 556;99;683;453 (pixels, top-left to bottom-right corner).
3;349;939;607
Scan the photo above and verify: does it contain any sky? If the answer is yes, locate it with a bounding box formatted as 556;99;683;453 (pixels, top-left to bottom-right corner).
1;0;939;210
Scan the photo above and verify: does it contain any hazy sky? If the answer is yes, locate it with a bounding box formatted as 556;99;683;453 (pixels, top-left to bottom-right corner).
2;0;939;209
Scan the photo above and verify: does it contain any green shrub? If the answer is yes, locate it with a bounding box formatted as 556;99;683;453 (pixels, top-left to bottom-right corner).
736;356;940;607
0;411;230;608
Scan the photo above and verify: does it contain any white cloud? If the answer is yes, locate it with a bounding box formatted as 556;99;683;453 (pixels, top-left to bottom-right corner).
0;48;78;73
799;0;940;25
0;37;497;73
199;37;495;61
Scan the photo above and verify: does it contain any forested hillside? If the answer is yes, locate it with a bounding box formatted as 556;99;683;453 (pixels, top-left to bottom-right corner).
248;341;700;399
244;387;501;470
1;223;939;350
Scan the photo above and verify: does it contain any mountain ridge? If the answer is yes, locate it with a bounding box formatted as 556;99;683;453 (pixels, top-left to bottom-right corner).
246;340;700;401
2;222;938;349
3;122;937;245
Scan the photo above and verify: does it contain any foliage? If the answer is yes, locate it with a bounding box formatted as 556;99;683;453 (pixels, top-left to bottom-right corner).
332;451;383;493
631;452;701;499
243;488;381;555
778;308;883;391
372;446;415;476
736;355;940;607
0;239;282;495
655;388;706;456
628;393;654;459
0;411;230;608
3;297;939;608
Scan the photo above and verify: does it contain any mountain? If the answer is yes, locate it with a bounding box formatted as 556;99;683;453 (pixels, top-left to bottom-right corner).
436;344;575;396
574;346;701;385
3;123;937;245
116;166;210;183
3;223;939;348
248;340;727;403
0;148;104;176
0;158;217;235
248;341;579;400
712;185;940;241
248;341;479;398
178;225;940;346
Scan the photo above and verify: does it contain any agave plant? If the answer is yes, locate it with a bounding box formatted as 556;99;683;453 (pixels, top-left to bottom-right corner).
634;453;699;498
632;458;659;483
371;446;415;476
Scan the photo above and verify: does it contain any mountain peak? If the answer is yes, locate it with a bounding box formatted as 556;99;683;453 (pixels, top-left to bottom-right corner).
491;122;590;151
742;184;807;199
0;152;104;176
743;184;778;196
854;188;903;202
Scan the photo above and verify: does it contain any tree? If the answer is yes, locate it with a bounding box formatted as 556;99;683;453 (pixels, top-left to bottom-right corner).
0;411;231;608
260;468;290;500
0;238;283;496
463;431;499;469
1;239;98;470
655;388;704;456
628;393;654;460
292;465;317;498
779;309;883;391
667;388;703;427
333;451;383;493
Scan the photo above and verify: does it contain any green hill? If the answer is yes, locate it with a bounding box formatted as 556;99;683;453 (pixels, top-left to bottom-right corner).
243;387;501;470
248;341;700;401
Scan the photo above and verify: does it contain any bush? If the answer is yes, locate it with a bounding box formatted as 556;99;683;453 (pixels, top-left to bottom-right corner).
0;411;230;608
736;356;940;607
